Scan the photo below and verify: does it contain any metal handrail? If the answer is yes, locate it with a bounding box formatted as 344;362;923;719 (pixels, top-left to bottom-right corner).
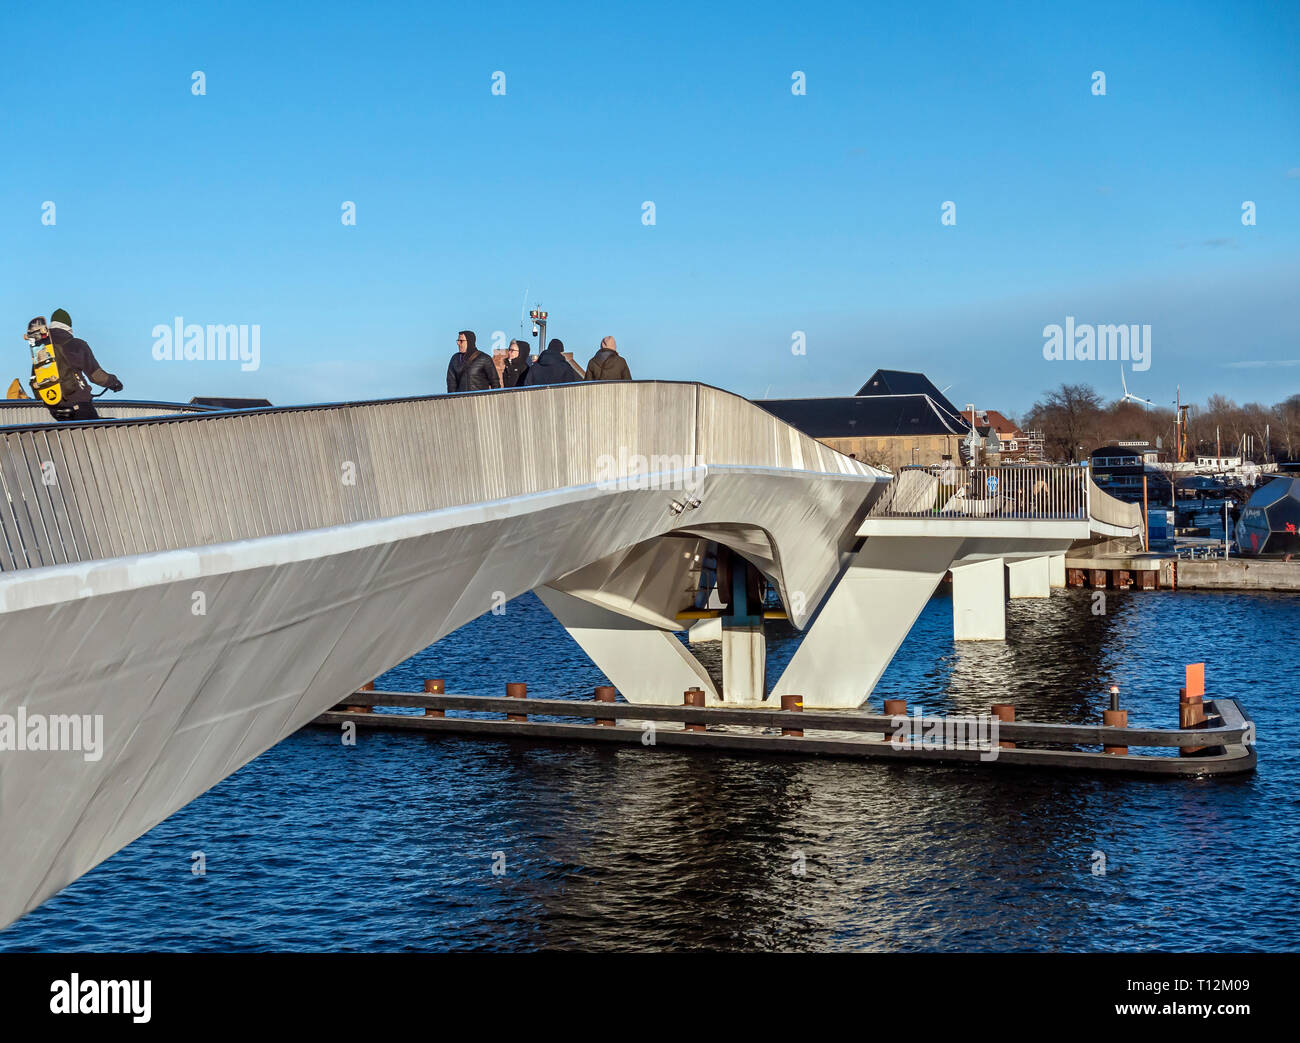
0;400;217;428
865;464;1092;520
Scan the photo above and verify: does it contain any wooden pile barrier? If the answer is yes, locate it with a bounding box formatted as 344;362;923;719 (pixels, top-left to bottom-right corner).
315;673;1255;778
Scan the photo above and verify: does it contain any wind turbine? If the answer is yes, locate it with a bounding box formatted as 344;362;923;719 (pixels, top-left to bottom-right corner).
1120;366;1154;407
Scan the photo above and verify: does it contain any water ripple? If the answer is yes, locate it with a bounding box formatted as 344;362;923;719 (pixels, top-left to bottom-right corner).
3;589;1296;951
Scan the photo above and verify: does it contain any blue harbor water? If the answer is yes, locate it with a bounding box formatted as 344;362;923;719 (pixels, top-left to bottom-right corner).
3;588;1297;952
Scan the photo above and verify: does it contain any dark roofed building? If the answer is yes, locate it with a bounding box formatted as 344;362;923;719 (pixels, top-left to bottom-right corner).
760;395;966;440
856;369;966;428
758;385;971;472
1090;444;1144;470
1090;443;1170;502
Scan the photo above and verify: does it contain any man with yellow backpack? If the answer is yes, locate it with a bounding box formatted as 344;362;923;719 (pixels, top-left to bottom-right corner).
24;308;123;421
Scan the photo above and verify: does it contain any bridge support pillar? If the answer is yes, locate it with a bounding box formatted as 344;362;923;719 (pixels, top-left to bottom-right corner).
688;616;722;644
1048;553;1066;588
771;536;962;709
952;557;1006;640
535;586;718;705
1007;556;1051;599
721;624;765;703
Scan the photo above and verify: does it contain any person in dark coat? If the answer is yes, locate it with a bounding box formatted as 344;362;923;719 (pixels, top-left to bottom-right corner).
524;338;579;386
501;339;530;387
26;308;122;421
584;335;631;381
446;330;501;393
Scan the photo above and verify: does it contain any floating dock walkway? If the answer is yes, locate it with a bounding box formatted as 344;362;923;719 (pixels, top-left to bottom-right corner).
312;674;1256;778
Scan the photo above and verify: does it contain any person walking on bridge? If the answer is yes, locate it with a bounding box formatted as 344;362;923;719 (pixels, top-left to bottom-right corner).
446;330;500;393
501;339;530;387
25;309;123;421
584;335;631;381
524;338;578;386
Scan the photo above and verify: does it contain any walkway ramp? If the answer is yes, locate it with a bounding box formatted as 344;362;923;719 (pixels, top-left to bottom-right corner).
0;382;881;929
770;464;1144;707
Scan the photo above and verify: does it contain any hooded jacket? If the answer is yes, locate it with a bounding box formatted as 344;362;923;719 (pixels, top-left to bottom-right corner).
38;324;121;405
502;343;530;387
524;339;579;386
584;336;631;381
446;331;501;393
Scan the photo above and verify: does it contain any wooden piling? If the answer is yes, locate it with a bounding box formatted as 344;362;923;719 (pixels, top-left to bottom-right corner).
423;679;445;717
594;685;616;726
991;703;1015;749
684;687;706;732
1178;687;1208;756
506;682;527;723
1103;686;1127;754
1179;664;1209;756
882;698;906;743
345;680;374;713
780;694;804;737
1102;709;1129;754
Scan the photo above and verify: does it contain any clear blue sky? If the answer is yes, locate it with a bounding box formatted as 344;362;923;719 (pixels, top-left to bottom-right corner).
2;0;1296;416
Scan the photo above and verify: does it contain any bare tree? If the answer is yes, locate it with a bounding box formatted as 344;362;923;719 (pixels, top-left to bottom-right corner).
1024;384;1104;461
1020;385;1296;464
1274;394;1300;461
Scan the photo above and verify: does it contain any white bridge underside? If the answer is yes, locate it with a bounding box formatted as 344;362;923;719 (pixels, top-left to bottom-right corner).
0;382;1138;928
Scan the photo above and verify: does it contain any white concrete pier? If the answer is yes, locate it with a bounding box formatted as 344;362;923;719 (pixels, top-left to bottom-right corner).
952;557;1007;640
1008;556;1051;599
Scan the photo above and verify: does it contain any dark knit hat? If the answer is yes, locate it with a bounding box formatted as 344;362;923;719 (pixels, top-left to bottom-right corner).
546;338;564;353
50;308;71;326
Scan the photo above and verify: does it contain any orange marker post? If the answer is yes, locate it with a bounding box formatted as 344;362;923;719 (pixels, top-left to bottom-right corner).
1179;664;1208;756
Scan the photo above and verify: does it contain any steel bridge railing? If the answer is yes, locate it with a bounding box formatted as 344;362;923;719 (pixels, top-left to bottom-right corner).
0;382;879;574
864;464;1092;521
0;400;215;426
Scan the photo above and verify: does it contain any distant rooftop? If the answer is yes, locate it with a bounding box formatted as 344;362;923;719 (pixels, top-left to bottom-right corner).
758;393;969;438
855;369;965;427
189;396;274;410
973;408;1023;437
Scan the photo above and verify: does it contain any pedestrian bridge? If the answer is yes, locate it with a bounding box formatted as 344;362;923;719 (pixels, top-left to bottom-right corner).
0;382;1139;929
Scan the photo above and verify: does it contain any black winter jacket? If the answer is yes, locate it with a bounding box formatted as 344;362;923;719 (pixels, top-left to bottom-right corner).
523;348;577;386
502;355;530;387
447;348;501;393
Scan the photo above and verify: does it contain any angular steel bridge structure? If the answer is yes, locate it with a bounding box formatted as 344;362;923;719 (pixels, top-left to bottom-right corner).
0;383;1139;928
